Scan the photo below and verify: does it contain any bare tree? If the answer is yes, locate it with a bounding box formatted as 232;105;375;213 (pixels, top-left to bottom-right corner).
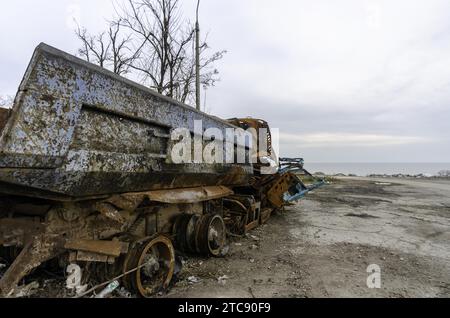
173;38;225;105
75;20;138;76
75;0;225;105
75;26;109;68
108;20;141;75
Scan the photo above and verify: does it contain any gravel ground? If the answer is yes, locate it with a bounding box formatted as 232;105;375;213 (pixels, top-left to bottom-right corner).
165;177;450;298
2;177;449;298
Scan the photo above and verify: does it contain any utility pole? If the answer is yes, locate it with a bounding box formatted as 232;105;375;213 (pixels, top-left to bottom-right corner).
195;0;201;111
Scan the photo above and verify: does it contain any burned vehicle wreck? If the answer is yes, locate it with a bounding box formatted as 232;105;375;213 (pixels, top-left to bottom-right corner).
0;43;323;297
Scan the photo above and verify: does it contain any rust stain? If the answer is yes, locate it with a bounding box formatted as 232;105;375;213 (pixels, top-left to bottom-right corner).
64;240;129;257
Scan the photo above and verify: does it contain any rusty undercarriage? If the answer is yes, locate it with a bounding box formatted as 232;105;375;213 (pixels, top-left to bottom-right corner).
0;44;323;297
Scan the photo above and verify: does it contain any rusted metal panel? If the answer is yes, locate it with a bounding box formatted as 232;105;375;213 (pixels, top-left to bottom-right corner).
64;240;129;257
0;43;252;200
267;174;292;208
101;186;232;212
260;208;273;224
143;185;234;204
74;251;114;263
0;218;45;246
245;220;259;233
0;108;11;135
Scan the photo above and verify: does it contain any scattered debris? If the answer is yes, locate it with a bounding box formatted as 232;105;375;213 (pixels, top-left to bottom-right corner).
95;280;120;298
116;287;133;298
12;281;40;298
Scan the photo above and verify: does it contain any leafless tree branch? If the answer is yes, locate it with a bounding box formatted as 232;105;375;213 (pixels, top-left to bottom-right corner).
75;0;226;105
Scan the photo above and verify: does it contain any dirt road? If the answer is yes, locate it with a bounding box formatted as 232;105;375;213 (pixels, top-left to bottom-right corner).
166;177;450;298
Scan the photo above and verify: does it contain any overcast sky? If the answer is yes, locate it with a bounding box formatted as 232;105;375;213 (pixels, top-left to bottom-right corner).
1;0;449;162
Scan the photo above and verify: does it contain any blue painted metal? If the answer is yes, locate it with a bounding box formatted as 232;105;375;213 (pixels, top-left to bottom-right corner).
278;157;326;204
283;179;326;203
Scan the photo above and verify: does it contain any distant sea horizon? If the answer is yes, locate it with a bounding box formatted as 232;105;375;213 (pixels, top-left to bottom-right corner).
303;162;450;177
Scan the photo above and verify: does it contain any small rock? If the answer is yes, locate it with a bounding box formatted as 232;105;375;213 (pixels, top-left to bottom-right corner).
250;244;258;250
187;276;201;284
250;235;260;242
250;258;255;263
400;257;404;261
235;243;242;247
218;275;229;286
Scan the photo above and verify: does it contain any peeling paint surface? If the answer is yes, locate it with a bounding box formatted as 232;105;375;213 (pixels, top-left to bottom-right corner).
0;44;252;200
